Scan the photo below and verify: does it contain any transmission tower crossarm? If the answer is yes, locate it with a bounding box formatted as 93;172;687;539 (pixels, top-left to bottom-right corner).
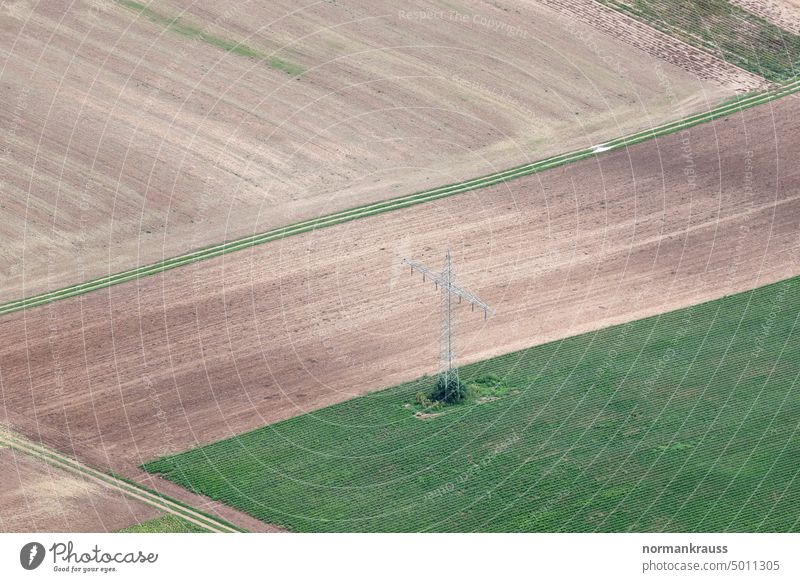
402;257;495;316
402;251;495;400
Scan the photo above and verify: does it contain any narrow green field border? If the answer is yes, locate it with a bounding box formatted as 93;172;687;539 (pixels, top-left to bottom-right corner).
118;514;208;533
2;78;798;317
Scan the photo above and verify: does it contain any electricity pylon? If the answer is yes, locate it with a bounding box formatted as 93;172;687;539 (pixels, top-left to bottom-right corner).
402;251;494;388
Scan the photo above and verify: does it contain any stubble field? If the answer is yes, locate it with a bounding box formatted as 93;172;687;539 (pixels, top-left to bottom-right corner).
1;0;737;301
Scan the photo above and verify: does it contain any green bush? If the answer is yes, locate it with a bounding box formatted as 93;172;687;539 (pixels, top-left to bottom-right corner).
431;375;468;404
414;391;435;409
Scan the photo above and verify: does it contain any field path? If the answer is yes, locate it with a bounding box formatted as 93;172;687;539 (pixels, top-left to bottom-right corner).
1;79;798;318
2;88;798;482
0;428;246;533
2;0;731;302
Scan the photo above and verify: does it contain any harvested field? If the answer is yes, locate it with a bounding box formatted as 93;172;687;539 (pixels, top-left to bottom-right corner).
593;0;800;81
1;94;799;489
144;278;800;532
0;0;735;301
731;0;800;35
539;0;767;88
0;446;158;532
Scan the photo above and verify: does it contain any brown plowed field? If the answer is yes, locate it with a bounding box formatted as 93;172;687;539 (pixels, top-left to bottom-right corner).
0;446;157;532
1;95;798;486
0;0;735;301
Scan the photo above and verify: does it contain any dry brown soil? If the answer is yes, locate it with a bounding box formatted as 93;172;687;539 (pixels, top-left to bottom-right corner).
1;95;798;485
0;0;738;301
0;445;157;532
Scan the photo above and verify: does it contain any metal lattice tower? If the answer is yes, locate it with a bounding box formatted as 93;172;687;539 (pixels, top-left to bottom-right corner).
403;251;494;387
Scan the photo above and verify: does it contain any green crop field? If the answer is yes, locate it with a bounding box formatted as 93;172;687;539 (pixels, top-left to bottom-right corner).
118;514;208;533
144;277;800;532
598;0;800;82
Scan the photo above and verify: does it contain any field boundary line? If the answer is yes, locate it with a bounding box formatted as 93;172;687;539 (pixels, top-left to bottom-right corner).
0;428;244;533
2;78;799;317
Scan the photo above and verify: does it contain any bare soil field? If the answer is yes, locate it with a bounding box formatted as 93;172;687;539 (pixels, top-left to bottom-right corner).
731;0;800;35
0;446;157;532
1;95;798;491
0;0;738;301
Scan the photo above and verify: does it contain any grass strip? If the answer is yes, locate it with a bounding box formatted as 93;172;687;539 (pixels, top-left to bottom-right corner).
115;0;304;75
118;514;209;533
2;77;798;318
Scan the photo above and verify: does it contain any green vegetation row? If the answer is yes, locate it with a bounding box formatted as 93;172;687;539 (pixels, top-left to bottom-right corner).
119;514;209;533
115;0;304;75
2;77;799;318
597;0;800;82
145;276;800;532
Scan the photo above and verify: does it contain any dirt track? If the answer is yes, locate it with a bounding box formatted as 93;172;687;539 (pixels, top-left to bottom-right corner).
0;0;734;301
0;429;276;532
0;446;157;532
1;95;798;487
